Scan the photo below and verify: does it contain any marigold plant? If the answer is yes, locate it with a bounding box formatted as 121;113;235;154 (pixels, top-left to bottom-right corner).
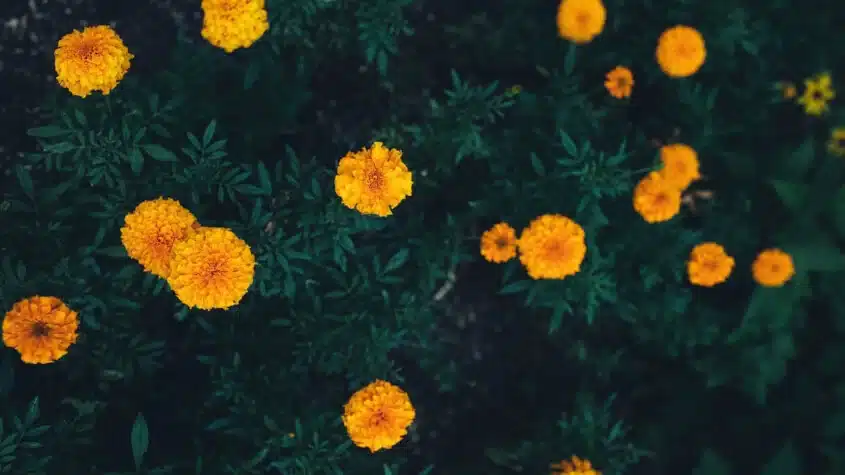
556;0;607;44
201;0;270;53
54;25;133;97
342;380;416;452
655;25;706;78
517;214;586;280
480;222;518;263
798;72;835;116
687;242;734;287
752;248;795;287
604;66;633;99
2;296;79;364
658;143;701;190
550;455;600;475
334;142;414;217
120;198;200;279
633;171;682;223
829;127;845;156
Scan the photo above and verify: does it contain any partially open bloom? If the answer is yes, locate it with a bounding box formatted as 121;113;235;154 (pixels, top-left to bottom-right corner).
656;25;706;78
828;127;845;156
121;198;199;279
335;142;413;217
168;227;255;310
342;380;415;452
54;25;133;97
518;214;586;280
201;0;269;53
556;0;606;44
798;72;835;116
752;248;795;287
687;242;734;287
633;172;682;223
605;66;633;99
551;455;601;475
658;143;700;190
480;222;518;263
3;296;79;364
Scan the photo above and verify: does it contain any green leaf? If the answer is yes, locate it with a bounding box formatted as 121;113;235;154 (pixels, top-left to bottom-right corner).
244;62;261;90
788;243;845;273
130;413;149;470
529;152;545;176
500;279;530;295
563;42;576;75
128;148;144;175
781;139;815;177
15;166;34;199
384;248;409;273
202;120;217;147
256;162;272;195
142;144;179;162
760;441;800;475
27;125;69;138
769;179;809;213
691;449;731;475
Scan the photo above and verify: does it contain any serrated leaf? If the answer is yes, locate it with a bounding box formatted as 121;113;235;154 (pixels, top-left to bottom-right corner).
384;248;409;273
15;166;34;199
529;153;545;176
27;125;69;138
202;121;217;147
142;144;179;162
256;162;272;194
130;413;149;470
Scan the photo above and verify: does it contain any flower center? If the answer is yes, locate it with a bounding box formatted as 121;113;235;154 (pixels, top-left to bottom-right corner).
365;168;385;191
74;41;99;62
30;321;50;338
575;12;590;26
201;258;226;284
495;237;509;249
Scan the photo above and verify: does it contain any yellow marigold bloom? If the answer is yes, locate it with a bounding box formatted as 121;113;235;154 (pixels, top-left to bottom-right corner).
633;171;682;223
517;214;586;280
752;248;795;287
168;227;255;310
334;142;413;217
121;198;200;279
3;296;79;364
687;242;734;287
658;143;700;190
605;66;633;99
551;455;601;475
201;0;269;53
798;72;835;116
480;222;518;263
828;127;845;156
556;0;606;44
655;25;706;78
342;380;415;452
54;25;133;98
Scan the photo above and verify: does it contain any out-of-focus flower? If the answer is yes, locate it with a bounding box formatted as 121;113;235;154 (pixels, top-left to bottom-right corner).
201;0;269;53
556;0;606;44
776;81;797;100
518;214;586;280
687;242;734;287
335;142;413;217
342;380;415;452
121;198;199;279
605;66;633;98
658;143;700;190
798;72;835;116
2;296;79;364
656;25;706;78
54;25;133;97
827;127;845;156
550;455;601;475
752;248;795;287
633;171;682;223
480;222;518;263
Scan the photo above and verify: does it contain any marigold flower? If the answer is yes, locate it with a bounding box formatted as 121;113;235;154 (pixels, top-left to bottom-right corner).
550;455;601;475
633;171;682;223
604;66;633;99
54;25;133;98
752;248;795;287
556;0;606;44
3;296;79;364
798;72;835;116
201;0;269;53
828;127;845;156
655;25;706;78
168;227;255;310
480;222;518;263
121;198;200;279
342;380;415;452
334;142;413;217
517;214;586;280
658;143;700;190
687;242;734;287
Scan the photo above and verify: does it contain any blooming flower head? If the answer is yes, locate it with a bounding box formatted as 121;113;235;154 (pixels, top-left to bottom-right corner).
201;0;269;53
605;66;633;99
656;25;706;78
556;0;606;44
658;143;701;190
342;380;415;452
828;127;845;156
168;227;255;310
121;198;200;279
633;171;682;223
798;72;835;116
334;142;413;217
687;242;734;287
480;222;518;263
54;25;133;98
752;248;795;287
550;455;601;475
3;296;79;364
517;214;586;280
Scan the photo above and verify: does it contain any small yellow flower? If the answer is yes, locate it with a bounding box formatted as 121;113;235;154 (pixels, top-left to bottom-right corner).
657;143;700;190
3;296;79;364
656;25;706;78
798;72;835;116
121;198;200;279
752;248;795;287
342;380;415;452
334;142;413;217
54;25;133;98
201;0;270;53
827;127;845;156
550;455;601;475
480;222;518;263
687;242;734;287
556;0;606;44
633;171;682;223
506;85;523;96
605;66;633;99
518;214;586;280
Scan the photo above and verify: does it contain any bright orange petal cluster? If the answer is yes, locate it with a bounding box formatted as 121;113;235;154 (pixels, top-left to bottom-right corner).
201;0;270;53
54;25;133;97
121;198;200;279
633;171;681;223
518;214;586;280
480;222;518;263
342;380;416;452
551;455;601;475
687;242;734;287
556;0;606;44
605;66;634;99
752;248;795;287
335;142;413;217
656;25;706;78
2;296;79;364
657;143;701;191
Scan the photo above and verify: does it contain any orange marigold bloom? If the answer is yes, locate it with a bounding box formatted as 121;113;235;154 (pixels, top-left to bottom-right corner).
3;296;79;364
551;455;601;475
687;242;734;287
605;66;633;99
54;25;133;98
480;222;518;263
633;171;682;223
752;248;795;287
342;380;415;452
201;0;269;53
334;142;413;217
121;198;200;279
556;0;606;44
658;143;700;190
655;25;706;78
168;227;256;310
517;214;586;280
